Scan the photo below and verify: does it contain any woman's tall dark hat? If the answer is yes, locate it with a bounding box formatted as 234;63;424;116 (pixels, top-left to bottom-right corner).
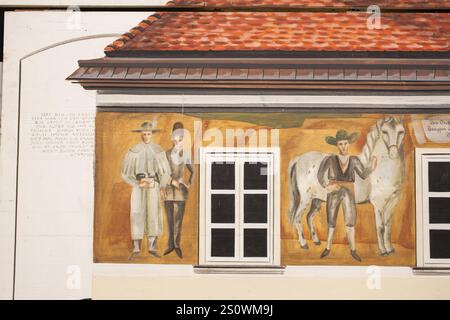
171;122;184;139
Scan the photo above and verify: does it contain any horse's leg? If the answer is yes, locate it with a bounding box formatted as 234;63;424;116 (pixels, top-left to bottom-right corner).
371;200;387;256
382;192;401;254
306;199;322;245
288;161;303;248
295;201;309;249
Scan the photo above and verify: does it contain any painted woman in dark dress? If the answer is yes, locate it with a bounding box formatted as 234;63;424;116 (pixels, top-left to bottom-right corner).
163;122;194;258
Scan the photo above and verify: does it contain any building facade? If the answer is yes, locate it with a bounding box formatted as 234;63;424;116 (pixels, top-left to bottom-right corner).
68;0;450;272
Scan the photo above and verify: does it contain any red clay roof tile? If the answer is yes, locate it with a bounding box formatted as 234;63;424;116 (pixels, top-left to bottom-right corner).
105;11;449;54
103;0;450;54
171;0;450;8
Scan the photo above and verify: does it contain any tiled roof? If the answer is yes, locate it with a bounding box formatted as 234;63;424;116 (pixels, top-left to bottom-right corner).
105;11;450;54
69;1;450;91
170;0;450;8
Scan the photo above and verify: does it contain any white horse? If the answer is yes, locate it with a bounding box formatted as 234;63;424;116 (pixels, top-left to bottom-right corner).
288;116;405;256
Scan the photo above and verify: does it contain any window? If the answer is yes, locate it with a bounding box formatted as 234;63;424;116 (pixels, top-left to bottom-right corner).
199;148;280;266
416;149;450;268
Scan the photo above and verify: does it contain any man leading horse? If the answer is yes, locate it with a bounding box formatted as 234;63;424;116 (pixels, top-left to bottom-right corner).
317;130;377;262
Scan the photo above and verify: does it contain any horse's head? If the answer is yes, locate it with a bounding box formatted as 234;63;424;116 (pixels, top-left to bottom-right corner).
377;116;405;159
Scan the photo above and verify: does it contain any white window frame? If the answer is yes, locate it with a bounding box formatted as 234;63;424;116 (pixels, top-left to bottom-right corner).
416;148;450;268
199;147;280;266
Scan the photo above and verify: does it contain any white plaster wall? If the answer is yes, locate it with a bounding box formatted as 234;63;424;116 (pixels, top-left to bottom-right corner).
0;10;149;300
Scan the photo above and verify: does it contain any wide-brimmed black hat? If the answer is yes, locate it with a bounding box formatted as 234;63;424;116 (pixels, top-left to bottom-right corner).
131;122;161;133
325;130;358;146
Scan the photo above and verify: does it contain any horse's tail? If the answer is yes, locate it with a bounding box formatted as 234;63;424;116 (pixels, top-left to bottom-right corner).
288;160;301;226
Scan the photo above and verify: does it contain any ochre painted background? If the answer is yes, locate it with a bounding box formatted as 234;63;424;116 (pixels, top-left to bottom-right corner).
95;113;199;264
95;112;447;266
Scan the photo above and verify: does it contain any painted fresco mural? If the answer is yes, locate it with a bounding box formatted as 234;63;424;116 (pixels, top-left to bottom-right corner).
288;117;404;261
94;112;450;266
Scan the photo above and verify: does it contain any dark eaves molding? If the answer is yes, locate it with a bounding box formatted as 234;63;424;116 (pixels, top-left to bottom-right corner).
66;55;450;92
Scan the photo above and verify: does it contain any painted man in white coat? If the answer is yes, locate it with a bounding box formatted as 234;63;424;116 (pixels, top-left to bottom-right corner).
121;121;178;260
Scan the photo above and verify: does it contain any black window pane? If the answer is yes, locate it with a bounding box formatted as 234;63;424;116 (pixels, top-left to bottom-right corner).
428;162;450;192
244;194;267;223
244;162;267;190
211;229;235;257
211;194;235;223
244;229;267;257
211;162;235;190
429;198;450;224
430;230;450;259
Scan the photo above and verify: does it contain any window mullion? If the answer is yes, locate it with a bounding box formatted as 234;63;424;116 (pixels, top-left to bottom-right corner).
268;154;273;263
237;157;243;260
205;158;212;262
423;158;431;262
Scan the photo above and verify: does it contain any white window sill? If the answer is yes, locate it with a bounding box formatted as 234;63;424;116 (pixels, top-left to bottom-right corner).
193;265;286;275
413;267;450;275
